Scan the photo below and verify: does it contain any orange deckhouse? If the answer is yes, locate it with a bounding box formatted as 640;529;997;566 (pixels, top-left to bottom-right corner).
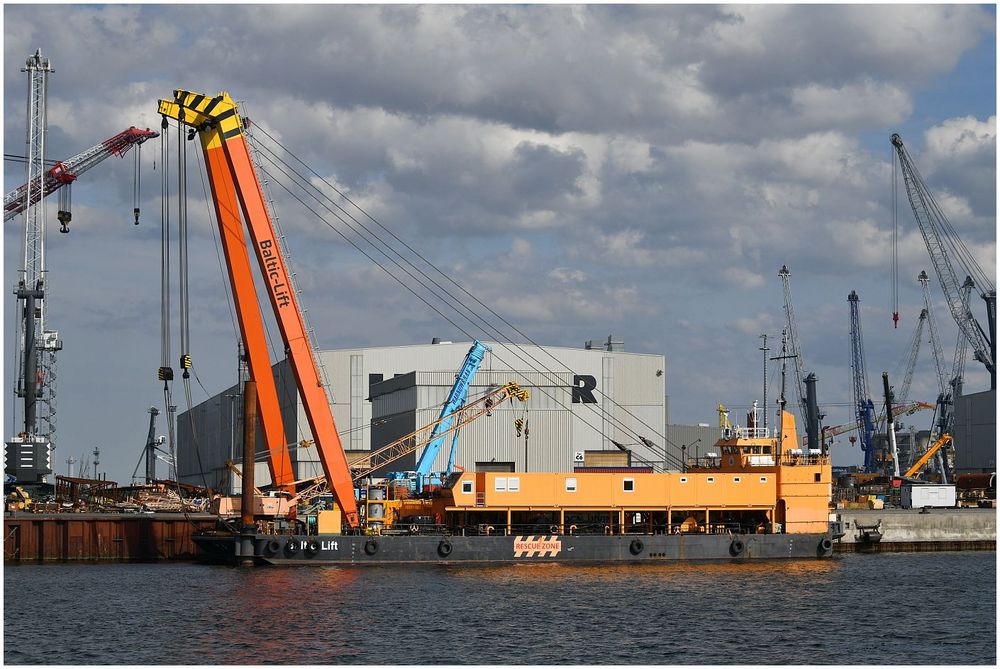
428;406;831;537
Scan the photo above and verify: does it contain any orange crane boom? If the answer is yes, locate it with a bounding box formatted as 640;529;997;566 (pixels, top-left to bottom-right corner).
158;90;360;527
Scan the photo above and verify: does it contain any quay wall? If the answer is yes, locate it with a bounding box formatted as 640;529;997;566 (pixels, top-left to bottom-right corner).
4;513;218;562
835;508;995;552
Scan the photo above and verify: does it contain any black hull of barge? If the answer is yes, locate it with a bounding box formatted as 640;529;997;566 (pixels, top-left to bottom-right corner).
194;532;836;565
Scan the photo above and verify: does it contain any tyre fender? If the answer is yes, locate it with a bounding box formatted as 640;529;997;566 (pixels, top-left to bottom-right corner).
729;538;745;556
437;540;453;558
629;538;644;555
364;538;379;556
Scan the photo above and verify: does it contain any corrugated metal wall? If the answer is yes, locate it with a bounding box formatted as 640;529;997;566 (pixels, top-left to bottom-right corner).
178;341;667;483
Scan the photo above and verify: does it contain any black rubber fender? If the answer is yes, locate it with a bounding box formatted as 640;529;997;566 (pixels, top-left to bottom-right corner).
729;538;745;556
437;540;454;558
629;538;644;555
284;539;300;556
304;540;320;556
265;539;281;555
819;537;834;553
364;538;379;556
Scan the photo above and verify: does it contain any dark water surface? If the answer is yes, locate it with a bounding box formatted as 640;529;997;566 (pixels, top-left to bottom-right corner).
4;551;996;665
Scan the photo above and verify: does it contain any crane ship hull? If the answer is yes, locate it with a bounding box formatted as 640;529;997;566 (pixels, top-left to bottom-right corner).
194;407;843;566
194;530;835;565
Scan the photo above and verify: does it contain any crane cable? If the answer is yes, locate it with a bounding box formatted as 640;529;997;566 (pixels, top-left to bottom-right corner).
174;121;215;500
248;126;691;468
249;143;686;470
133;141;142;225
157;117;178;485
891;146;899;328
250;151;685;471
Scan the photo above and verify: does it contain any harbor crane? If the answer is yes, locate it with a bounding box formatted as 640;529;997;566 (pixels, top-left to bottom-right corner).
895;308;927;408
891;133;995;388
385;340;491;492
157;90;370;525
4;126;158;228
778;265;808;430
6;50;58;484
848;291;878;472
266;381;529;511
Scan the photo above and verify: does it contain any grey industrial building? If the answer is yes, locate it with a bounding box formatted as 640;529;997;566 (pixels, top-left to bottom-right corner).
177;337;669;490
953;389;997;474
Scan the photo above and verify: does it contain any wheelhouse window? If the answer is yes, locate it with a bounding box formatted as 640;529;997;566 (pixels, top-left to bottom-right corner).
623;478;635;492
461;481;473;494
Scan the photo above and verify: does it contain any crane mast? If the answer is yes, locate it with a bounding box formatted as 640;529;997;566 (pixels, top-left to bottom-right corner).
4;126;158;225
917;271;948;394
6;50;58;484
848;291;877;472
778;265;808;429
890;133;995;387
896;308;927;406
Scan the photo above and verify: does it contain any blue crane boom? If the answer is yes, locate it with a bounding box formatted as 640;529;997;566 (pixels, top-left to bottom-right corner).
383;340;491;492
414;340;491;476
848;291;878;472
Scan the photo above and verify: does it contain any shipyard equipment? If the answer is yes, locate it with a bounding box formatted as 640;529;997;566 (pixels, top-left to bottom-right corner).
901;434;953;480
891;133;996;388
158;90;374;525
6;50;58;483
287;381;529;511
848;291;878;472
881;372;901;477
4;126;157;227
778;265;809;432
385;340;491;492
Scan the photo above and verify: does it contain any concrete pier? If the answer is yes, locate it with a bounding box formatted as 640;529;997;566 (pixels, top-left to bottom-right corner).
836;508;996;552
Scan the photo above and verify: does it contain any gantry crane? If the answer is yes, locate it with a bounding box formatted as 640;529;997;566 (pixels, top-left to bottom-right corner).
778;265;808;431
158;90;363;524
848;291;878;472
891;134;996;388
4;126;158;228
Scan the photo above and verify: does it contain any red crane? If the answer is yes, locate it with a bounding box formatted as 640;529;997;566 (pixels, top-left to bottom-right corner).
4;126;159;229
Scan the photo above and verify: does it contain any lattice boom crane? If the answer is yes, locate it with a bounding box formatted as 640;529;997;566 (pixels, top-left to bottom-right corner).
891;133;996;387
4;126;158;227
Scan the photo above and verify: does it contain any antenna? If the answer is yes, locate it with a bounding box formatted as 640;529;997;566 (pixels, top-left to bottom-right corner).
759;334;770;431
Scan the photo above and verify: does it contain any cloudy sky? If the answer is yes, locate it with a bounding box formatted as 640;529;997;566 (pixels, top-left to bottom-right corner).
3;4;996;480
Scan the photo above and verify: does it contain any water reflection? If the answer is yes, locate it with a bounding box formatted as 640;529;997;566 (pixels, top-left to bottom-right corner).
3;553;993;665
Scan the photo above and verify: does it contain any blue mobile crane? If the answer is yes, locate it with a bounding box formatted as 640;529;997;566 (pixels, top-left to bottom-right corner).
386;340;491;493
848;291;878;472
